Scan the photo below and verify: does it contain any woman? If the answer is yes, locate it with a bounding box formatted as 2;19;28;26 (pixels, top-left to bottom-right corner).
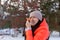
25;11;50;40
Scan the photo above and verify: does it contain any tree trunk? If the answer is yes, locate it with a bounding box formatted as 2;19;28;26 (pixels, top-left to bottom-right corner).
59;32;60;37
59;0;60;10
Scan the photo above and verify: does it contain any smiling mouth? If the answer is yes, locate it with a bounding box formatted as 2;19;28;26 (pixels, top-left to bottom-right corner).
31;21;35;24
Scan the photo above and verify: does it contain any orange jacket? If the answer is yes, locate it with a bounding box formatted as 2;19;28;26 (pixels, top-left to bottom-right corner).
25;18;50;40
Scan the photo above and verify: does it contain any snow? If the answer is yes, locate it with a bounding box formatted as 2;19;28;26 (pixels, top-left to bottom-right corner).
49;36;60;40
0;28;24;40
0;29;60;40
0;33;24;40
0;34;60;40
49;31;60;40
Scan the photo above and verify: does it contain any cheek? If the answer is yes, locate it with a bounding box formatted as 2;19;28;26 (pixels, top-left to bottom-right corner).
33;20;37;24
34;19;39;24
30;20;35;23
30;19;38;26
30;20;35;24
30;18;39;24
35;20;38;24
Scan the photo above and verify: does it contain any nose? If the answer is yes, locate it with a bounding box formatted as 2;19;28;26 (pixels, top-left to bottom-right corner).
30;17;33;20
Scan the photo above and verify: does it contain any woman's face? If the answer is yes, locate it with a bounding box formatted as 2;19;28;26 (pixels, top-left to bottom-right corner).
29;16;39;26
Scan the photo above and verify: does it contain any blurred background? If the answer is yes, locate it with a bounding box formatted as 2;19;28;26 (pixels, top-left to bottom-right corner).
0;0;60;40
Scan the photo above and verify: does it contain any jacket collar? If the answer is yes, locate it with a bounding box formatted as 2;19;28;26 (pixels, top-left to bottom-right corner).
34;18;47;34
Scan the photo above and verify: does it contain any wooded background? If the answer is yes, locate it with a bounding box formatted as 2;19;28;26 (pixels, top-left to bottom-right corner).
0;0;60;35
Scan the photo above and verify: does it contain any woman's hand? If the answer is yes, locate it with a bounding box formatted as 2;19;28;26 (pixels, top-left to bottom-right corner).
25;18;31;27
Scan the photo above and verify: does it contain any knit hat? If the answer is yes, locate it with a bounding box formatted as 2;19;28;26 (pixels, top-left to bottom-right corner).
30;11;42;21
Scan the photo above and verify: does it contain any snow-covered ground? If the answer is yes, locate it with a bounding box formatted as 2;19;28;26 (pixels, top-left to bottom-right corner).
0;28;60;40
0;33;24;40
49;31;60;40
0;28;24;40
49;36;60;40
0;33;60;40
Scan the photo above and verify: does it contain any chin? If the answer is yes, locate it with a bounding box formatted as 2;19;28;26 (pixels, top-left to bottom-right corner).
31;24;35;26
